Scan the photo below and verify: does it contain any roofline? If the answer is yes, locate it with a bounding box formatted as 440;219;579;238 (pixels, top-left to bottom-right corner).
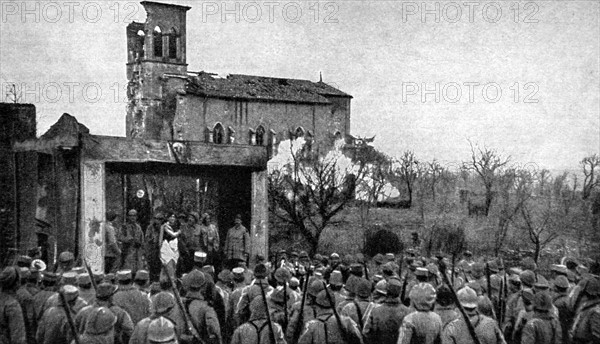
186;91;331;105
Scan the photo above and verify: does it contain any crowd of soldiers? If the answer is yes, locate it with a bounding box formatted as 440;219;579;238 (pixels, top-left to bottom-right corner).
1;246;599;344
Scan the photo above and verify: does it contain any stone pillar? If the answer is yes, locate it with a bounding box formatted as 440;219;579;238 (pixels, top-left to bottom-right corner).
250;170;268;266
80;161;106;274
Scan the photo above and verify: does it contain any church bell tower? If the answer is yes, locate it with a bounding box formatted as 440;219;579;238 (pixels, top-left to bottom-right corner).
126;1;191;140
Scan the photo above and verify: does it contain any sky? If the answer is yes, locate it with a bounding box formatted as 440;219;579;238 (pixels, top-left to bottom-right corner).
1;0;599;175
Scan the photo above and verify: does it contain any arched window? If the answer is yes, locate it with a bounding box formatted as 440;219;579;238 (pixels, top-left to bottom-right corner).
256;125;265;146
213;123;224;144
153;26;163;57
168;27;177;59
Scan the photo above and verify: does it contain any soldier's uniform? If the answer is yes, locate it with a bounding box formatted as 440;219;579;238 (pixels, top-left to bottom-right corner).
119;209;145;271
0;266;27;344
285;279;324;344
397;283;443;344
36;285;80;344
112;270;151;325
442;286;506;344
33;272;59;321
297;287;363;344
236;264;274;324
78;307;117;343
552;275;573;344
341;278;372;332
227;268;247;330
16;268;36;344
231;296;287;344
363;278;409;344
521;292;561;344
570;277;600;344
183;270;222;344
74;283;134;344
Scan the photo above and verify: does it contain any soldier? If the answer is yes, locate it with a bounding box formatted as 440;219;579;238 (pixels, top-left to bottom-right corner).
569;277;600;344
363;277;409;344
434;285;459;329
285;279;324;344
133;269;150;294
236;263;274;324
43;272;88;315
33;272;58;320
512;288;535;344
224;214;249;269
442;286;506;344
183;270;222;344
119;209;145;272
146;316;178;344
78;306;118;343
74;282;134;344
0;266;27;344
16;267;36;344
552;275;572;344
112;270;151;325
397;282;442;344
77;273;96;305
36;284;80;344
231;296;286;344
521;292;561;344
269;286;291;329
227;267;247;330
130;292;182;344
341;278;372;332
297;286;363;344
104;210;122;274
55;251;75;275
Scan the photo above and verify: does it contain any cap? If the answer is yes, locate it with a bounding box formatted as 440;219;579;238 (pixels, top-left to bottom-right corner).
290;251;299;258
554;275;570;289
387;278;402;298
374;279;388;295
299;251;310;259
330;252;340;259
487;261;499;273
457;286;478;309
194;251;207;262
410;283;437;309
72;267;85;274
127;209;137;216
62;272;78;285
329;270;343;286
232;267;245;282
147;316;176;343
533;292;553;312
85;306;117;335
58;251;74;263
77;273;91;286
96;283;118;299
254;264;268;279
16;255;32;267
42;271;58;283
374;254;384;264
116;270;132;281
61;285;79;302
415;267;429;277
135;270;150;281
152;292;176;314
385;253;395;261
464;250;473;256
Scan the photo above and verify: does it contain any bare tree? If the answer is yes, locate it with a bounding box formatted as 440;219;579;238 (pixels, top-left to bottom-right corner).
268;147;362;254
4;83;21;103
463;142;511;216
581;154;600;199
519;194;560;263
387;150;422;208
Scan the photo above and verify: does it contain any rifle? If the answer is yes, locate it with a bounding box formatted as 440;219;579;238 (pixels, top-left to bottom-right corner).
59;291;80;344
321;281;355;344
283;280;289;331
362;260;369;281
160;262;205;344
438;259;482;344
258;278;277;344
400;270;410;306
292;268;312;343
83;257;97;292
499;258;507;325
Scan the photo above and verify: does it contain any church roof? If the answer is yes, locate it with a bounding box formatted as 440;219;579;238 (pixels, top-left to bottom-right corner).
187;72;352;104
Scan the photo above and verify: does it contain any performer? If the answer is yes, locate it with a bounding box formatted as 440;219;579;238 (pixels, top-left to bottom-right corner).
160;213;181;278
119;209;144;271
224;214;249;269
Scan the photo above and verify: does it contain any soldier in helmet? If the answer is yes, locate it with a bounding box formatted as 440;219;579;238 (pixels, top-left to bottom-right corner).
236;263;274;324
119;209;145;272
78;306;118;343
297;286;363;344
363;277;409;344
36;284;80;344
341;278;372;332
182;270;221;344
285;279;324;343
56;251;75;275
552;275;572;344
521;292;561;344
397;282;442;344
0;266;26;344
442;286;506;344
570;277;600;344
147;316;179;344
231;296;286;344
